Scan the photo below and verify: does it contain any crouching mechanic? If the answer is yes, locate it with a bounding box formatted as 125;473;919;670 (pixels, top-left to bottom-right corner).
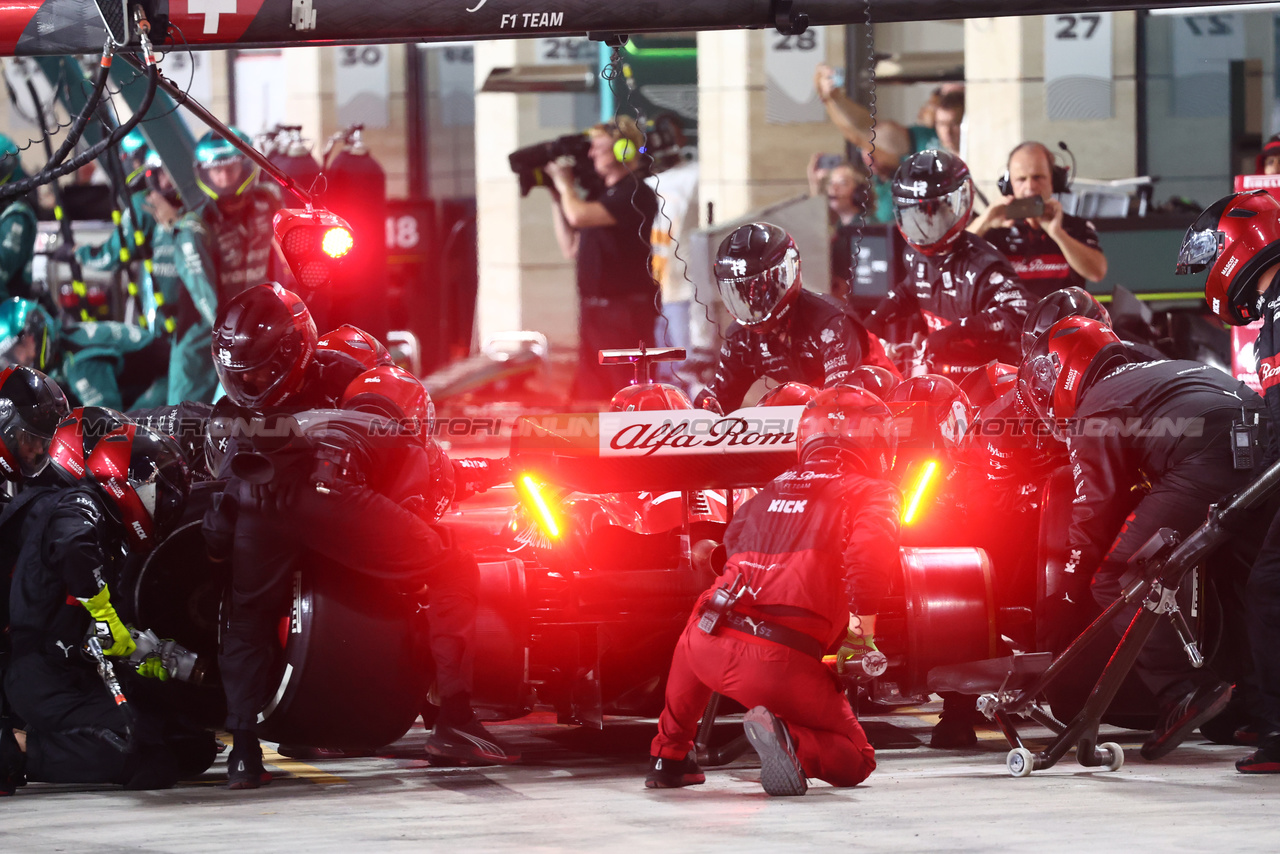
204;284;516;790
0;298;168;410
696;222;899;414
1019;316;1261;760
3;402;192;791
648;385;901;795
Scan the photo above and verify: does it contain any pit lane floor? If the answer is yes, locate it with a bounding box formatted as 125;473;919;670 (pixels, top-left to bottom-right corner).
4;698;1278;853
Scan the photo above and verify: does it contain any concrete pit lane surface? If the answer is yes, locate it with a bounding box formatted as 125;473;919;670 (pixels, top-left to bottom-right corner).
5;701;1279;853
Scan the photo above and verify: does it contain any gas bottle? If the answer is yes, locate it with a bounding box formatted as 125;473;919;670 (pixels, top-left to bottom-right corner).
321;126;388;340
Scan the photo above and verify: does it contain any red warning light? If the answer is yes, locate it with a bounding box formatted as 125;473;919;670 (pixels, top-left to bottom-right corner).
322;226;354;258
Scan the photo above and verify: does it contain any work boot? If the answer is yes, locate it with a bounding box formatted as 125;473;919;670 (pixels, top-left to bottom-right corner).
1141;680;1232;761
226;733;273;790
1199;689;1261;746
930;693;979;749
124;746;180;791
742;706;807;797
427;698;520;766
1236;732;1280;773
0;726;26;796
645;752;705;789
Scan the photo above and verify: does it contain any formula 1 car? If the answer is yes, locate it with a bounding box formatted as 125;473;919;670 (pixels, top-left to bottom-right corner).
124;391;999;751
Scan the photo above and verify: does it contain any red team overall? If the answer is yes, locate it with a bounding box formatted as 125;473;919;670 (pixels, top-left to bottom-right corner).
647;385;902;795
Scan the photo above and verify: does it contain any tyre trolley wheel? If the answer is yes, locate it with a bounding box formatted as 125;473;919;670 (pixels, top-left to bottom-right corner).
1007;747;1036;778
1097;742;1124;772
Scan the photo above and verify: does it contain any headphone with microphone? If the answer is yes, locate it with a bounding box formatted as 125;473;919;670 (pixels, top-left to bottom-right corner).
997;141;1073;197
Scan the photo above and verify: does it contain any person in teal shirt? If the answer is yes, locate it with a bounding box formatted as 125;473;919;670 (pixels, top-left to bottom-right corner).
73;134;175;337
0;298;167;411
0;135;38;301
814;65;964;225
167;128;281;405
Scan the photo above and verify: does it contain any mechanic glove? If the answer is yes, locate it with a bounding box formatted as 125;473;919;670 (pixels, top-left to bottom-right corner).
79;586;137;658
693;390;724;415
135;655;170;681
836;630;887;679
453;457;513;497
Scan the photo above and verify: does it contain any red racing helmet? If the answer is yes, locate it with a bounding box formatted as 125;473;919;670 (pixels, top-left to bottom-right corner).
1017;316;1125;439
957;361;1018;410
340;365;434;442
49;406;128;484
1176;190;1280;325
318;324;395;371
212;283;318;409
755;382;817;408
844;365;901;401
86;423;190;552
1021;287;1111;357
889;373;974;451
796;384;897;477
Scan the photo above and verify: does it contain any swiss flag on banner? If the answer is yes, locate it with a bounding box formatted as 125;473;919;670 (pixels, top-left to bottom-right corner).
1234;320;1264;393
170;0;267;41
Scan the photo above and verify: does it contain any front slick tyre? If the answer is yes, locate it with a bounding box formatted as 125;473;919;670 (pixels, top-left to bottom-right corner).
742;706;807;796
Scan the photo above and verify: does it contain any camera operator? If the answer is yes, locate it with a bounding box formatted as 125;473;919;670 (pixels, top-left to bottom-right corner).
544;117;660;404
968;142;1107;301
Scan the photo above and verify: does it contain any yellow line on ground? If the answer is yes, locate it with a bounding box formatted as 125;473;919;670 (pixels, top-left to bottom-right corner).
220;734;347;785
259;748;348;785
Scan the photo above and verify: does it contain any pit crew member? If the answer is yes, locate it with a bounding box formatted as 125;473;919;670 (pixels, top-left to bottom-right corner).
647;385;900;796
1176;190;1280;772
203;285;516;790
1019;315;1260;760
3;417;191;791
0;297;167;411
866;150;1032;368
697;222;899;414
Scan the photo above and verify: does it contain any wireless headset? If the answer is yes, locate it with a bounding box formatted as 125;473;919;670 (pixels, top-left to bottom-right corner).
997;141;1071;196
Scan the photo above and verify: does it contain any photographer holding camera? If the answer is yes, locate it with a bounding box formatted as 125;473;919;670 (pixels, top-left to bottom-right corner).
968;142;1107;301
543;117;660;403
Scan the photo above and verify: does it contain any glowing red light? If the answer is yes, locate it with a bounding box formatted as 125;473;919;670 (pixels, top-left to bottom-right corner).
321;226;354;258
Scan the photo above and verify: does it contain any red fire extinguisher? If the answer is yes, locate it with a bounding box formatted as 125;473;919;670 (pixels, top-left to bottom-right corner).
320;125;388;340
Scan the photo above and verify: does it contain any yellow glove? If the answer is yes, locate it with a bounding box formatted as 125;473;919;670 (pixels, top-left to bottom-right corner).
79;586;136;658
135;655;170;681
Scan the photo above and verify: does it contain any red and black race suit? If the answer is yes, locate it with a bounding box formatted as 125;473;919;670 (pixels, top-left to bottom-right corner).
704;290;900;412
1057;358;1261;700
867;232;1032;364
982;214;1101;302
718;456;901;645
1064;359;1261;583
1255;277;1280;465
1233;277;1280;730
